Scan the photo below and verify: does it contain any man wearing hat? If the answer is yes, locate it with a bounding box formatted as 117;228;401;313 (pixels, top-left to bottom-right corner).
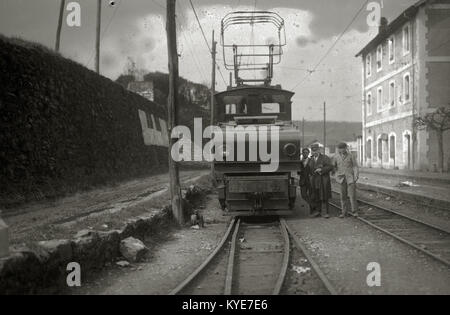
333;142;359;218
298;148;313;213
307;143;334;218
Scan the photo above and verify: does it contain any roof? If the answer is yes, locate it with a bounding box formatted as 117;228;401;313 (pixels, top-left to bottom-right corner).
215;85;294;98
355;0;429;57
127;81;154;93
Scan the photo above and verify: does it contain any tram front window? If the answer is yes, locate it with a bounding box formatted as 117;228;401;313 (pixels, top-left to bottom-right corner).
261;102;280;114
222;94;286;116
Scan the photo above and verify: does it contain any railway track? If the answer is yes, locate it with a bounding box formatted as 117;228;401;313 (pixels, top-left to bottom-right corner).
169;217;337;295
331;190;450;267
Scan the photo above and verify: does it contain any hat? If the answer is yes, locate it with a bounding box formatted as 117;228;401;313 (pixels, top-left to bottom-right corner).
337;142;348;149
310;143;320;150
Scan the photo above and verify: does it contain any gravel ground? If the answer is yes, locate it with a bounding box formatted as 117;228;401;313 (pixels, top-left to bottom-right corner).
331;181;450;233
287;200;450;295
54;184;450;295
66;194;231;295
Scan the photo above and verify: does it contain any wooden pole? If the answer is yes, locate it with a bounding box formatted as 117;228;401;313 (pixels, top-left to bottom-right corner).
166;0;183;225
210;30;217;126
302;117;305;149
95;0;102;74
323;101;327;153
210;30;217;177
55;0;66;52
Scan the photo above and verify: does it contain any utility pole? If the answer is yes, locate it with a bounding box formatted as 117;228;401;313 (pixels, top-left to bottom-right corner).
211;30;217;126
95;0;102;74
166;0;183;225
323;101;327;153
210;30;217;177
55;0;66;52
302;117;305;149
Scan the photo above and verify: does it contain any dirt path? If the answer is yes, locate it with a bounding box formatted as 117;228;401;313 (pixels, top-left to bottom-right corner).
4;169;209;245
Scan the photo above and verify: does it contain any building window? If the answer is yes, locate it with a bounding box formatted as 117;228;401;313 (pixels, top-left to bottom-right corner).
376;44;383;71
226;104;236;114
367;92;372;116
403;73;411;103
388;36;395;64
389;134;396;160
366;139;372;159
366;54;372;77
389;81;396;108
377;136;383;161
377;86;383;112
403;24;410;55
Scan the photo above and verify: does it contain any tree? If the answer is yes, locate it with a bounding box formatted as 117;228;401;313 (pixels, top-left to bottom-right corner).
415;106;450;172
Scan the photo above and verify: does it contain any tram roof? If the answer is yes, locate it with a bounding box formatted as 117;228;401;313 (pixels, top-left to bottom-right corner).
215;85;294;98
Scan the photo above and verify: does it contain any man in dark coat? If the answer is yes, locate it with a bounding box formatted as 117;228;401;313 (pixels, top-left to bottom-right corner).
298;148;313;214
308;144;333;218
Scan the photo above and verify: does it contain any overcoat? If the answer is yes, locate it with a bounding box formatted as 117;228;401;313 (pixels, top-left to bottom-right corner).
298;157;311;187
307;154;333;201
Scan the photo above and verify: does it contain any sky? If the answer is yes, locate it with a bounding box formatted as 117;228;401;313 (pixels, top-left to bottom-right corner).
0;0;420;122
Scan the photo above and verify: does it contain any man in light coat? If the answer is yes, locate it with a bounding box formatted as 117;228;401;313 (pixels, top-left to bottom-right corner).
333;142;359;218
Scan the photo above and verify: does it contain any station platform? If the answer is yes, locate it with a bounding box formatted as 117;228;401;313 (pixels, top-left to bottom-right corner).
360;167;450;185
356;168;450;210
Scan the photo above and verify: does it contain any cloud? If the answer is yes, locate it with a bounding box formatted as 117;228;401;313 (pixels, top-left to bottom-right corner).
296;36;317;48
0;0;420;122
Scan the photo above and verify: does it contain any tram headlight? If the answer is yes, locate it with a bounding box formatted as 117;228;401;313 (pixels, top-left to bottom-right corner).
283;143;297;157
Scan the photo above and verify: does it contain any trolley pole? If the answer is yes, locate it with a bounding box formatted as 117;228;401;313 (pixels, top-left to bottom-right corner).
166;0;183;225
210;30;217;177
95;0;102;74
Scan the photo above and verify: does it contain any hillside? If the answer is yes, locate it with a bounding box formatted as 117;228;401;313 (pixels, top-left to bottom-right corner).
293;120;362;145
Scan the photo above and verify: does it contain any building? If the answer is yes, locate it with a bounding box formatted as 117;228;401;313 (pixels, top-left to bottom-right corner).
356;0;450;171
127;80;154;102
